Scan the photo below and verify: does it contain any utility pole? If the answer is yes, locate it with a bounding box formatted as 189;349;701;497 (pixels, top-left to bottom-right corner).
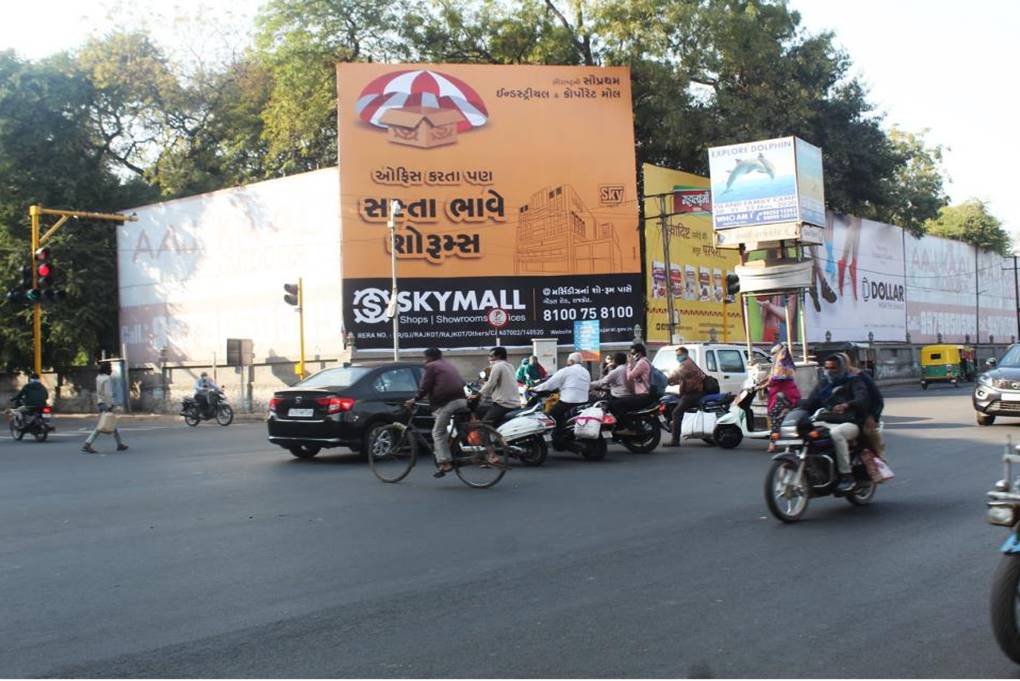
387;200;401;361
657;194;678;343
976;246;981;344
28;205;136;375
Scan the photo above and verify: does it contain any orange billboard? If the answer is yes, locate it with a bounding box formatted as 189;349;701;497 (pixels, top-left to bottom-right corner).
338;63;641;349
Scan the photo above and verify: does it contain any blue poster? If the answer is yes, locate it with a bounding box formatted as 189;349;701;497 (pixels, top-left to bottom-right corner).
573;319;601;362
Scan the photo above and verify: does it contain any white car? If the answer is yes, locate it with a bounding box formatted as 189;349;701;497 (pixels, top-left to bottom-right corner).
651;343;771;394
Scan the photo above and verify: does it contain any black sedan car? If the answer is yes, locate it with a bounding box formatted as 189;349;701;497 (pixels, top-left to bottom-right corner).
974;345;1020;425
267;363;426;458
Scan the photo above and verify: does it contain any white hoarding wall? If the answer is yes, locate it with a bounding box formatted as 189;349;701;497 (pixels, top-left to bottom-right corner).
804;213;906;342
118;168;341;366
905;233;1016;344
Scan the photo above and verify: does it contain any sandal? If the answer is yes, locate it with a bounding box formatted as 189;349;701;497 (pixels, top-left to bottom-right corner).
433;462;454;478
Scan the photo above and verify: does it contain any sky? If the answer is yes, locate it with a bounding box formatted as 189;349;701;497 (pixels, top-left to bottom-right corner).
1;0;1017;242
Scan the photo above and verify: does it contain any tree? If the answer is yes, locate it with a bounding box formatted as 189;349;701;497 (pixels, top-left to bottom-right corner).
872;128;949;237
925;199;1011;256
0;50;154;372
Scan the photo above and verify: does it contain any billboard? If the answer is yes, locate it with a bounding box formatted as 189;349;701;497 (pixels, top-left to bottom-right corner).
338;64;641;349
642;164;744;344
803;213;907;342
708;136;824;230
906;234;1016;343
117;168;342;365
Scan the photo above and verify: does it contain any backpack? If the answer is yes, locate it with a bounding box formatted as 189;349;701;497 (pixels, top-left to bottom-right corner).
702;374;720;396
649;365;668;396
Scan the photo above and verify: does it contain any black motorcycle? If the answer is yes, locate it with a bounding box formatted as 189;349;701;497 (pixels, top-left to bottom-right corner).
986;441;1020;663
181;390;234;426
7;398;54;442
593;390;662;453
764;407;876;523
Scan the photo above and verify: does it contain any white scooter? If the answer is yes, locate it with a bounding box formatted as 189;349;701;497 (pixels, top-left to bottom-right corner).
713;374;773;449
467;379;556;466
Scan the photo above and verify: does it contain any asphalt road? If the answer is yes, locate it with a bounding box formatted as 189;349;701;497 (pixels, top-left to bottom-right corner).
1;386;1018;678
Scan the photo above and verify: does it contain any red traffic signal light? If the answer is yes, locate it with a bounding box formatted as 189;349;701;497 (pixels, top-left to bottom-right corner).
34;247;57;294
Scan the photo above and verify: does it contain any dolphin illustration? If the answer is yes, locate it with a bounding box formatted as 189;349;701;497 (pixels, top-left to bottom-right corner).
723;153;775;193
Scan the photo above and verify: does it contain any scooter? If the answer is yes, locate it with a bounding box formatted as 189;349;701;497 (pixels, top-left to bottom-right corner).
713;377;773;449
987;439;1020;663
533;390;609;461
469;389;557;466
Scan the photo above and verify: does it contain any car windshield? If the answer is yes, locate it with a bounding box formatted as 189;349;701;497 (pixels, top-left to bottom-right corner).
998;346;1020;368
296;367;371;389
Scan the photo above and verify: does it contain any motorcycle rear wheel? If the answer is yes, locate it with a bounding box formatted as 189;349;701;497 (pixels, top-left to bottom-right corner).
580;437;607;461
215;404;234;426
991;553;1020;663
845;480;876;505
622;421;661;454
765;460;809;523
184;409;201;427
32;428;48;442
518;436;547;466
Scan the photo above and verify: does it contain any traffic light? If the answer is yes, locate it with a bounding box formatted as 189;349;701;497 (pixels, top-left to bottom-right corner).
24;259;41;302
725;273;741;296
283;282;300;307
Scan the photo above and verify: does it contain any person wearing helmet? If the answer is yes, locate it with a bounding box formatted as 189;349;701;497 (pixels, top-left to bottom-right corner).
533;352;591;449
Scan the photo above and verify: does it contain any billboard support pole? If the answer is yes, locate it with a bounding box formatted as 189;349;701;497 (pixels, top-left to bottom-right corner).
741;293;752;357
799;290;809;363
976;245;980;345
784;294;794;356
1014;255;1020;340
388;201;400;362
658;195;678;343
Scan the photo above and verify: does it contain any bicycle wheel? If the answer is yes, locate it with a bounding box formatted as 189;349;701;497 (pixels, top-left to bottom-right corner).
453;422;508;489
368;422;417;483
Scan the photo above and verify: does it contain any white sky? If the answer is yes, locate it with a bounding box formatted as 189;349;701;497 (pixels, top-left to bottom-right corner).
2;0;1017;241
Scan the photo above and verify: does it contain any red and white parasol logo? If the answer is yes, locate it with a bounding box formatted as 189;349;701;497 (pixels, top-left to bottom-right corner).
355;69;489;139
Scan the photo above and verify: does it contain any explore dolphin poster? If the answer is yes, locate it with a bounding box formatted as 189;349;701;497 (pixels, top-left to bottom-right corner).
708;136;824;230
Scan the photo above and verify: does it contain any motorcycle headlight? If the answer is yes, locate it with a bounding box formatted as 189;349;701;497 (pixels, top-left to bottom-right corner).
988;503;1018;527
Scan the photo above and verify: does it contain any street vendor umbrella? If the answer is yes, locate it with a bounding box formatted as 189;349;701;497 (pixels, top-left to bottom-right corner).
355;69;489;132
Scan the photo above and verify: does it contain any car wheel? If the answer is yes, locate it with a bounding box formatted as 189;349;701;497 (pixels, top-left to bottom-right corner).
978;413;996;426
289;444;320;459
362;421;392;459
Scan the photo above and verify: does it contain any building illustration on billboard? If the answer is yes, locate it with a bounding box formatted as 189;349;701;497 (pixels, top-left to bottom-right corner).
514;184;622;275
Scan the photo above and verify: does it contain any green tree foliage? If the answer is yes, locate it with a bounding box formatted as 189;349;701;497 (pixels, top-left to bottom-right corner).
926;199;1011;256
0;50;155;371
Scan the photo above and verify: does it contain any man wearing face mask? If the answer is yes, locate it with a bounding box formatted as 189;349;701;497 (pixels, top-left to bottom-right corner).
797;354;872;492
471;346;521;425
665;346;707;447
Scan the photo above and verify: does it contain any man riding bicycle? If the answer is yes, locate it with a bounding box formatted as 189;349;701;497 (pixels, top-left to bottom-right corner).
406;347;468;478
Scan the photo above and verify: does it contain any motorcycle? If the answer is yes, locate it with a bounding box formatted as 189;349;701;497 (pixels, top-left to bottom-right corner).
658;392;744;448
591;390;661;453
986;439;1020;663
7;399;54;442
764;407;877;523
533;390;609;461
181;390;234;426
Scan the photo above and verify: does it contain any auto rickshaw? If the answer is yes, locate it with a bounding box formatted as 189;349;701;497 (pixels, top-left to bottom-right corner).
920;344;975;389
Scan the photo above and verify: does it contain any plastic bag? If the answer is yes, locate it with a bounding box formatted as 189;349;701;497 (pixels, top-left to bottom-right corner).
97;411;118;434
681;410;717;439
573;405;604;439
861;449;894;483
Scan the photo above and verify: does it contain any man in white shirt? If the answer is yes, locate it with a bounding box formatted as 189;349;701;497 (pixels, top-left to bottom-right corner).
533;352;591;447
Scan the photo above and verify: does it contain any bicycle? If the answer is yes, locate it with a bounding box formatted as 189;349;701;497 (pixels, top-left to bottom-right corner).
368;402;509;489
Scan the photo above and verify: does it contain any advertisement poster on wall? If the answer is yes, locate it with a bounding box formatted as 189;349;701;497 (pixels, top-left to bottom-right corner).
905;234;1016;344
338;64;641;349
707;136;825;231
642;164;744;344
803;213;907;342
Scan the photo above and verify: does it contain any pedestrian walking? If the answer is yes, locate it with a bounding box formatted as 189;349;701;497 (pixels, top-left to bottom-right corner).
82;362;128;454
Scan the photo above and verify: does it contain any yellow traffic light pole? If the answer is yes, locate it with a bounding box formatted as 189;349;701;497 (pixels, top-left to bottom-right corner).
28;205;137;375
297;277;306;381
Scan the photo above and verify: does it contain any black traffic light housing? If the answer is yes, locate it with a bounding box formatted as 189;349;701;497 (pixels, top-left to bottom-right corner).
283;282;300;306
725;273;741;296
35;247;52;288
